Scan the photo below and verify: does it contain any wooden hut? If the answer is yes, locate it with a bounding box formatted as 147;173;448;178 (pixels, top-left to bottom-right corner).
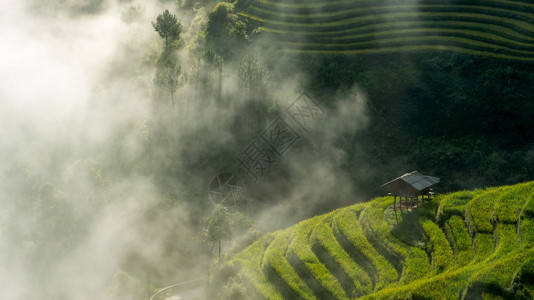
382;171;439;210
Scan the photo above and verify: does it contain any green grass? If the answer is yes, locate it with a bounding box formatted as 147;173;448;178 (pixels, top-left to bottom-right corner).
332;207;397;291
280;45;534;62
246;4;534;25
444;216;474;266
262;228;315;299
243;11;534;31
286;216;348;300
233;234;283;299
518;258;534;297
229;181;534;299
238;0;534;60
422;219;454;274
467;249;534;297
359;199;431;285
520;218;534;248
358;266;474;299
487;224;519;261
472;233;495;263
465;188;505;234
436;190;484;222
258;20;534;46
521;189;534;218
252;0;534;11
494;182;534;223
310;213;373;298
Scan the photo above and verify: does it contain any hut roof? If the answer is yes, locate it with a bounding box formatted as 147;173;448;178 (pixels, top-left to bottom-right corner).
382;171;440;191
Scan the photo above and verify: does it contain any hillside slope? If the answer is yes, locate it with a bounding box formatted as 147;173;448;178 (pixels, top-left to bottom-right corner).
226;181;534;299
238;0;534;60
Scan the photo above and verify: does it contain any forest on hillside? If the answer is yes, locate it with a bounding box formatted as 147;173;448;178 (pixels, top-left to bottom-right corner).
1;0;533;299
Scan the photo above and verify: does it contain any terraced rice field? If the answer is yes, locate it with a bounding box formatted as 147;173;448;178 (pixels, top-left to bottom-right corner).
229;181;534;299
237;0;534;60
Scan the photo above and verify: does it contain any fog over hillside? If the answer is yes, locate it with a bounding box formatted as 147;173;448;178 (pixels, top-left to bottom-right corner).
1;1;165;298
0;0;372;298
3;0;534;298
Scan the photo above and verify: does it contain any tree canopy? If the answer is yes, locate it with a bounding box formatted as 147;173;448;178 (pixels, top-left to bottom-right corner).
152;9;182;51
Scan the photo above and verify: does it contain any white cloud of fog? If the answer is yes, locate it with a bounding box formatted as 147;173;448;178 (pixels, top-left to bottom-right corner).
0;1;182;299
0;0;124;168
0;0;375;297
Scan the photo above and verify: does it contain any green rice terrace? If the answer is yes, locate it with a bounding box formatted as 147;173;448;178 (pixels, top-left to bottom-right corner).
237;0;534;60
224;181;534;299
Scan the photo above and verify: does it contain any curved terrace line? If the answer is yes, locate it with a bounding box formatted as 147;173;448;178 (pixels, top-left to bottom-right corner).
277;34;534;56
276;29;534;53
246;4;534;22
258;20;534;44
252;0;534;11
239;11;534;36
280;45;534;62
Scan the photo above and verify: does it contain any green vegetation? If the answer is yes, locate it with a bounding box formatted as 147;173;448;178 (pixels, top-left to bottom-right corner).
238;0;534;61
444;215;473;266
152;9;182;51
201;204;251;258
421;219;454;274
332;206;397;291
436;190;483;222
286;216;347;300
7;0;534;298
495;182;534;223
360;199;431;285
473;233;495;264
262;228;315;299
227;181;534;299
465;188;503;233
312;213;373;297
233;234;282;299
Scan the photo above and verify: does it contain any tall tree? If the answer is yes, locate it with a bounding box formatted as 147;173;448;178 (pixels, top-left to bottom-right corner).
202;204;233;259
152;9;182;51
235;53;269;139
154;59;181;109
235;53;268;96
121;5;145;24
205;2;248;58
201;205;251;259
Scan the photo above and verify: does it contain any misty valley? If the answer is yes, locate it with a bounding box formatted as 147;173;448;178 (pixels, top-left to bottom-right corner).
1;0;534;299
